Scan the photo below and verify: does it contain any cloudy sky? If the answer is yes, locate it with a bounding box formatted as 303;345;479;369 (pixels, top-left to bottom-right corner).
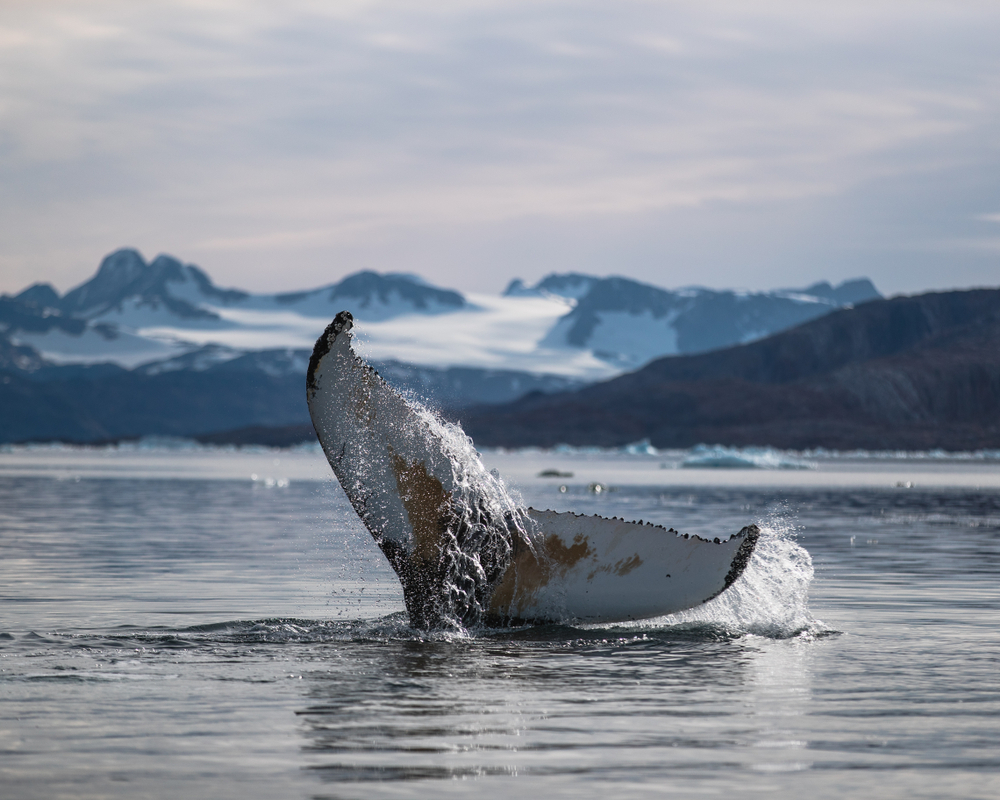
1;0;998;297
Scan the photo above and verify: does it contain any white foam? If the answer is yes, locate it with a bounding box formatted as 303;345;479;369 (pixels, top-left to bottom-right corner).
660;516;823;639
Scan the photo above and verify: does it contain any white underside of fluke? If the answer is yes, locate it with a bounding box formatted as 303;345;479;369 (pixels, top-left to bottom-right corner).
500;509;756;624
307;311;758;628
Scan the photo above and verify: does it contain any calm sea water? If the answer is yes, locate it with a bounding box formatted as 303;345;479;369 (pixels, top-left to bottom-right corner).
1;446;999;799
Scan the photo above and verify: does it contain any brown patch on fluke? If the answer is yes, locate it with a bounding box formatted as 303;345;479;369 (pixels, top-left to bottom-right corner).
488;531;595;621
388;448;450;567
545;533;593;568
613;553;643;576
488;536;546;618
386;446;455;627
586;552;643;582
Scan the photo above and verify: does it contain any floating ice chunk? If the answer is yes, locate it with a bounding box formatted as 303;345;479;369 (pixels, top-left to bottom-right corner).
681;444;815;470
620;438;658;456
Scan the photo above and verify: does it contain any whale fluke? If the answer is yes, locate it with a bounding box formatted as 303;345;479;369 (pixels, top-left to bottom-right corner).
307;311;758;629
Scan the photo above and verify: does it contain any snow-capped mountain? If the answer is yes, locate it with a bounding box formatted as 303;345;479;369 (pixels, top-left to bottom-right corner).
58;249;246;322
537;275;881;368
2;248;880;379
269;271;467;320
53;247;467;327
2;279;185;368
6;249;480;369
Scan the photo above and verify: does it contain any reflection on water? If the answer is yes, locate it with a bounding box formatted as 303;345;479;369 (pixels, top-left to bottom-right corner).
299;625;760;786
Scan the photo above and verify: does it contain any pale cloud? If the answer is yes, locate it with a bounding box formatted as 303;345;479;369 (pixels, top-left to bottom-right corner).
1;1;999;295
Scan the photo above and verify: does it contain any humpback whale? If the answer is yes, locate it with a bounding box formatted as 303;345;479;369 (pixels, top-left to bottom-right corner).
307;311;759;629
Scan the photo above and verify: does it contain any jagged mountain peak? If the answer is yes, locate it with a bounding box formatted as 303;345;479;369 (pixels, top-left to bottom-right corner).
272;269;468;320
59;248;247;318
275;270;467;308
14;283;61;309
60;248;148;314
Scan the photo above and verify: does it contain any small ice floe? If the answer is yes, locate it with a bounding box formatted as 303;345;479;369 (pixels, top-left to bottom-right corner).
680;444;815;470
620;438;659;456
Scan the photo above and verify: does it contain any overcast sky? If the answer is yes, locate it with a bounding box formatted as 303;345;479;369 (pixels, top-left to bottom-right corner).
1;0;998;297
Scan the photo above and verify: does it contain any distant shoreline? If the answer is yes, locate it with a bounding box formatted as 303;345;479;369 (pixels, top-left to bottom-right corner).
5;427;1000;462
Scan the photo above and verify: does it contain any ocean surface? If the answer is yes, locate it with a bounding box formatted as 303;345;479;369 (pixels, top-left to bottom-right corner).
2;443;999;799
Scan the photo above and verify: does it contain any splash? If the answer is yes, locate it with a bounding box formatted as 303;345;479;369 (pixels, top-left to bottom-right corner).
659;514;822;638
403;401;533;630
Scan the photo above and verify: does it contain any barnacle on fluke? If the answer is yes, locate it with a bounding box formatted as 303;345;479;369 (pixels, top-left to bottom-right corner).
307;310;759;629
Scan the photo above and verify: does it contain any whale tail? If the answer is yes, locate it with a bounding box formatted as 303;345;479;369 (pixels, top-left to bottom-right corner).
307;311;526;627
307;311;757;629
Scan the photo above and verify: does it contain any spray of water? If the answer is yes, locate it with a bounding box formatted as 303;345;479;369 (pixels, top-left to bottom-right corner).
401;401;532;630
660;512;823;638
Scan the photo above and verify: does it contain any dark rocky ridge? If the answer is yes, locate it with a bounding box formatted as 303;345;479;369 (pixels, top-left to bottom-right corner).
0;295;87;338
460;289;1000;451
0;345;586;444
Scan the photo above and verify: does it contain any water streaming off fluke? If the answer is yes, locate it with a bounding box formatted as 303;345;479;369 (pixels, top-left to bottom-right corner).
306;311;758;629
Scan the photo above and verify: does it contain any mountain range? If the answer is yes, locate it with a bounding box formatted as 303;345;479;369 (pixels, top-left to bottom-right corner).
461;288;1000;451
509;273;879;368
4;248;878;375
0;248;897;445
